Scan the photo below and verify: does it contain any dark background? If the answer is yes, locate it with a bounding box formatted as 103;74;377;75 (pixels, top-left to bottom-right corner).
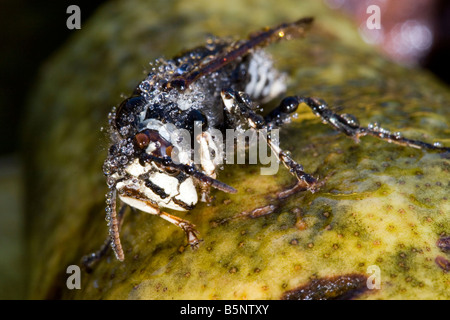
0;1;106;155
0;0;449;156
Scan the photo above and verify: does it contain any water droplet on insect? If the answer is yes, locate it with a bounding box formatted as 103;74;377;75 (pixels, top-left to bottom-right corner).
139;81;151;92
106;177;115;187
120;127;129;136
119;156;128;165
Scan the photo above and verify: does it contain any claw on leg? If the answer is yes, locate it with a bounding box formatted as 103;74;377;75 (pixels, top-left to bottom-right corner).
180;221;202;249
158;211;202;249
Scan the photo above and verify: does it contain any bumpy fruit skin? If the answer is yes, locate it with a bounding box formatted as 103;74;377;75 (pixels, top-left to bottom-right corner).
23;0;450;299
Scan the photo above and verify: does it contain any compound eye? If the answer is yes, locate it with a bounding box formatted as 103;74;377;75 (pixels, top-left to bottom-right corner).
135;132;150;149
134;129;173;157
115;95;146;134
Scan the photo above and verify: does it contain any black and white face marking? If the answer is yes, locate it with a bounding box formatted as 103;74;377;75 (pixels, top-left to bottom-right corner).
118;158;198;212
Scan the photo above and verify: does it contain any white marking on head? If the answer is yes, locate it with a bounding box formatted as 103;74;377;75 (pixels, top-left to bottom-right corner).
117;174;198;212
174;178;198;207
139;119;175;143
125;158;151;176
149;172;179;198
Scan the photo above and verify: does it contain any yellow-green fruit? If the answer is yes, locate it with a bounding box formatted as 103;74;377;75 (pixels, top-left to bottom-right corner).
24;0;449;299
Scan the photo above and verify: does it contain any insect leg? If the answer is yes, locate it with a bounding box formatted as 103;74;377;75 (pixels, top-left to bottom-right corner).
107;189;125;261
296;96;450;152
81;203;128;271
158;211;202;249
196;131;220;202
118;186;201;249
264;96;303;129
221;89;318;192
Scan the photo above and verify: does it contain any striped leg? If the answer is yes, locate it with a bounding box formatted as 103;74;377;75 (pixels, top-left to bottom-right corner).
81;202;127;272
117;186;201;249
296;96;450;152
221;89;318;192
